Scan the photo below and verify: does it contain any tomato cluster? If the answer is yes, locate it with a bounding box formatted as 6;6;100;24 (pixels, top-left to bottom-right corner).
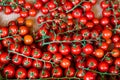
0;0;120;80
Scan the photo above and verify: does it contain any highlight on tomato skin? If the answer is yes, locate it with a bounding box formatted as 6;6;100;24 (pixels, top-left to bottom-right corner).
0;0;119;80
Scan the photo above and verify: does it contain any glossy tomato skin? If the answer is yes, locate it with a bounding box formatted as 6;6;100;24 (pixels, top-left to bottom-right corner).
81;29;90;39
72;8;82;18
34;1;42;10
64;67;75;77
43;62;52;71
2;38;13;47
100;1;110;9
94;48;104;58
102;29;112;40
20;45;31;56
29;8;37;17
22;58;32;68
0;52;10;64
19;26;29;36
15;67;27;79
82;44;93;55
39;70;50;78
82;2;92;11
0;27;8;37
47;43;58;54
12;55;23;65
115;58;120;67
109;66;119;75
76;69;85;78
9;25;18;35
52;67;63;78
71;44;81;55
59;44;70;55
86;11;94;20
112;35;120;43
63;1;73;11
31;48;42;58
52;53;62;64
20;11;29;18
32;60;43;69
60;58;71;68
41;7;49;14
84;72;96;80
28;68;39;79
42;52;52;61
100;17;109;26
47;1;56;10
24;35;33;45
3;64;15;78
111;48;120;58
86;58;98;70
10;43;21;53
4;6;12;15
98;62;109;72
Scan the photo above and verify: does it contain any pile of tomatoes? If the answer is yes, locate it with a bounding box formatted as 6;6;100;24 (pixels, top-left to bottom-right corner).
0;0;120;80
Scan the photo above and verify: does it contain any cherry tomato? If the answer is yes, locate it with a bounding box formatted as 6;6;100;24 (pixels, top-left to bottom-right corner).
10;43;21;52
94;48;104;58
60;58;71;68
63;1;73;11
102;29;112;40
29;8;37;17
98;62;109;72
15;67;27;79
42;52;52;61
22;58;32;68
76;69;85;78
82;44;93;55
19;26;29;36
100;17;109;26
39;70;50;78
4;6;12;14
0;27;8;37
2;38;13;47
52;67;63;77
9;25;18;35
59;44;70;55
82;2;92;11
20;45;31;56
31;48;42;58
72;8;82;18
0;52;10;64
71;44;81;55
86;11;94;20
115;58;120;67
47;43;58;54
84;72;96;80
28;68;39;79
20;10;29;18
24;35;33;45
34;1;43;9
12;54;23;65
64;67;75;77
86;57;98;70
52;53;62;64
17;17;25;25
32;60;43;69
3;64;15;78
47;1;56;10
111;48;120;58
25;19;34;27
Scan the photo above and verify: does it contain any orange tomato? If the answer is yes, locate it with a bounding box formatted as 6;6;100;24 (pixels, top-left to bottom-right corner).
24;35;33;45
25;19;34;27
102;29;112;40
